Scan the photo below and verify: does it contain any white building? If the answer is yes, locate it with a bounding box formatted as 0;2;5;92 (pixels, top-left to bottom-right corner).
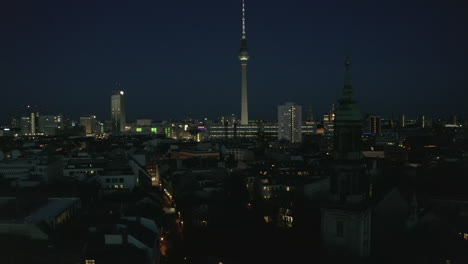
0;155;62;183
63;157;106;181
278;102;302;143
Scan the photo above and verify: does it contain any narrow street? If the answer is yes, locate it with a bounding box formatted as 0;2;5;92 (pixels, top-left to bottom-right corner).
159;185;185;264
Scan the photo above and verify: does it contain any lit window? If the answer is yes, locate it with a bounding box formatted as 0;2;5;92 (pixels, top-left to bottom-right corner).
85;260;95;264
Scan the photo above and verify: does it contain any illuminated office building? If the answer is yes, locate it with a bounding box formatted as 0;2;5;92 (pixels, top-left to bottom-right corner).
38;115;63;135
80;115;97;136
278;102;302;143
111;90;126;133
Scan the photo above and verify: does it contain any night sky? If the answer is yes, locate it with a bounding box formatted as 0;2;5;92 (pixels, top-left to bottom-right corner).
2;0;468;122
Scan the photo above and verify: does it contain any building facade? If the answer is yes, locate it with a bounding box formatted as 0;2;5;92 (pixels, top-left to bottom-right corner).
80;115;96;136
278;102;302;143
111;90;126;133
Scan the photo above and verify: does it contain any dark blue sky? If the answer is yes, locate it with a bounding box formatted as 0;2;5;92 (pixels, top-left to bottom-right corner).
2;0;468;122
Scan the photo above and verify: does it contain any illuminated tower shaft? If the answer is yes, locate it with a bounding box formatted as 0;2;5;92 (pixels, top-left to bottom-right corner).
241;61;248;125
238;0;250;125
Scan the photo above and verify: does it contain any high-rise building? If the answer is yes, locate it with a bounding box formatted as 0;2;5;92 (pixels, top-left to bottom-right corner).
418;114;426;128
238;0;250;125
111;90;126;133
80;115;96;136
368;115;381;135
400;114;406;128
278;102;302;143
20;117;31;135
30;112;39;135
38;115;63;135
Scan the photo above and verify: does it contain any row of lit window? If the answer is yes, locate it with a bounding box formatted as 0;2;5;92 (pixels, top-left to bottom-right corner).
106;185;125;189
263;186;291;192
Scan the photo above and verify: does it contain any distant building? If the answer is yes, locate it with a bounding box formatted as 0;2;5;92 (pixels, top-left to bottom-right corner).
418;114;426;128
303;107;316;135
111;90;126;133
30;112;39;135
322;105;335;136
20;116;31;135
367;115;381;135
206;120;278;139
400;114;406;128
278;102;302;143
136;119;152;127
80;115;96;136
38;115;63;135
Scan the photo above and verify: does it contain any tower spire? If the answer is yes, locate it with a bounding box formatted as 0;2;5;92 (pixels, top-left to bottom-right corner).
341;57;354;101
242;0;246;39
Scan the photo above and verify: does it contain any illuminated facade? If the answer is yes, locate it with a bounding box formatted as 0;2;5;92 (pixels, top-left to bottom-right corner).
38;115;63;135
207;123;278;139
206;121;315;140
20;116;31;135
80;115;97;136
278;102;302;143
30;112;38;135
111;90;126;133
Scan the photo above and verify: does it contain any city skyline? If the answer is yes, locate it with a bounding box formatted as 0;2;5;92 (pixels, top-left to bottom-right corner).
2;0;468;122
